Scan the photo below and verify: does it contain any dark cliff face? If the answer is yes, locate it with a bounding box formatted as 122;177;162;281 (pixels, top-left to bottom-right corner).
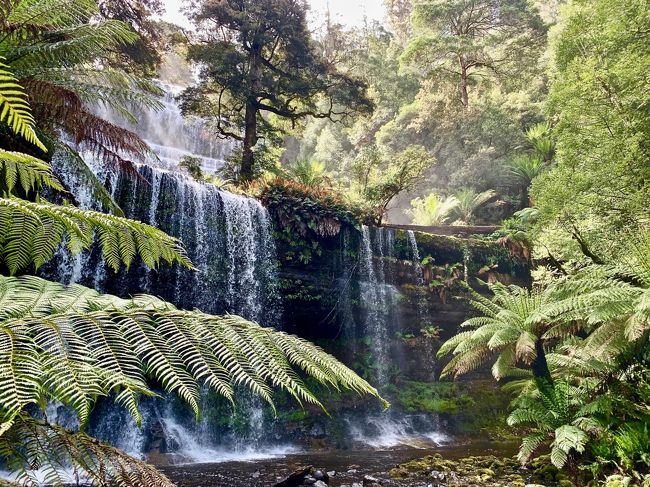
271;220;530;380
264;219;530;443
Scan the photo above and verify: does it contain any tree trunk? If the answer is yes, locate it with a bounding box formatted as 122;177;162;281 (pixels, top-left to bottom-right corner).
240;99;257;182
531;339;554;396
240;43;261;183
459;57;469;108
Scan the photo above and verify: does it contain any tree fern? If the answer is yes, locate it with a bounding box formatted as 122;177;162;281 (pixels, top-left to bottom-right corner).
438;282;555;381
0;197;191;274
538;234;650;361
507;380;599;468
1;0;162;176
0;275;384;432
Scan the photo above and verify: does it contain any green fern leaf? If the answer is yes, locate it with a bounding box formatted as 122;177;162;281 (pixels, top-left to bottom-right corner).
0;63;45;151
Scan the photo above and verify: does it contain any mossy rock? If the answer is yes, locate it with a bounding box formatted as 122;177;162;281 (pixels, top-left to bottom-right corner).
390;453;565;486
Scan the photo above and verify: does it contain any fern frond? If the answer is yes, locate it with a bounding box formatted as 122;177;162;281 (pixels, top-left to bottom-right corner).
27;68;164;114
0;148;62;196
517;432;546;464
0;62;45;150
0;416;175;487
49;143;123;216
491;345;516;380
0;276;385;430
10;21;137;73
24;80;152;168
437;330;474;358
4;0;98;30
0;197;191;274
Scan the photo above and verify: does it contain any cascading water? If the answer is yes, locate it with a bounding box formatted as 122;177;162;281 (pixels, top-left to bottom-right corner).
350;226;448;449
45;84;288;463
44;76;451;464
407;230;429;320
357;226;400;387
93;83;236;173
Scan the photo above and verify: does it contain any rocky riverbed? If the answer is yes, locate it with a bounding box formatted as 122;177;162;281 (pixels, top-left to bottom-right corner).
157;441;570;487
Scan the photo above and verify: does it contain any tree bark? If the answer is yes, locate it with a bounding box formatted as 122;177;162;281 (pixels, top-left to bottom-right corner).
459;56;469;108
531;339;554;396
240;43;261;183
240;98;257;182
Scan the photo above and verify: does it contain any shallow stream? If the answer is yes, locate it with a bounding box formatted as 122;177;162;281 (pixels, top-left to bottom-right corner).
159;441;519;487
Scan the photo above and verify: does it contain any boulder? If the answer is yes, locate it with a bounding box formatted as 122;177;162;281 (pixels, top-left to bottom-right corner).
313;470;329;483
273;467;313;487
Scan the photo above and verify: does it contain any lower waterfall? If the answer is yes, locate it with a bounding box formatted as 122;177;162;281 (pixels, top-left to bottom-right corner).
349;226;448;449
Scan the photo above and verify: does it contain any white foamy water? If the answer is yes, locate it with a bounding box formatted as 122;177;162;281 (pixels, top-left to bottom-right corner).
158;415;298;464
347;413;449;450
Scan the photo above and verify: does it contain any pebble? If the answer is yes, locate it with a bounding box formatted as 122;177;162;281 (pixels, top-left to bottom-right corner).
362;475;383;487
313;470;329;482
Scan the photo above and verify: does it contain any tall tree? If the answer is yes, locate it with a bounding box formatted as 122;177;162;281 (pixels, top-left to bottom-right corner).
98;0;166;74
181;0;372;181
531;0;650;262
402;0;546;108
384;0;413;44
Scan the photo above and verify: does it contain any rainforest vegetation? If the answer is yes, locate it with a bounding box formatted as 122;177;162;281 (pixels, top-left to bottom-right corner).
0;0;648;486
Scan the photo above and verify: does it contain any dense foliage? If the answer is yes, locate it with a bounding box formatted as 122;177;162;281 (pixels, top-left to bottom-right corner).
439;240;650;483
531;0;650;263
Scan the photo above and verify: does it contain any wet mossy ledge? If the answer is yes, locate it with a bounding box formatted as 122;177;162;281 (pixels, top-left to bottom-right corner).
256;180;531;342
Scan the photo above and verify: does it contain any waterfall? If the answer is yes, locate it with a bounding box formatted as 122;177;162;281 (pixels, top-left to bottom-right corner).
45;84;286;463
88;166;284;461
352;226;448;449
71;164;283;324
358;226;399;388
93;83;236;174
407;230;429;320
407;230;425;287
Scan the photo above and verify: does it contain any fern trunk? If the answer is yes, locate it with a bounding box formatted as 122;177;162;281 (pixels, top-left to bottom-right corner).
531;339;554;395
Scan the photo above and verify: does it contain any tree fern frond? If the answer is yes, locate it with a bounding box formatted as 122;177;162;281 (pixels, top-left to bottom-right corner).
517;432;546;464
27;68;164;114
0;276;385;429
49;143;123;216
24;80;152;168
442;345;492;378
9;21;138;73
0;416;175;487
0;148;62;196
0;62;45;150
4;0;98;30
491;345;516;380
437;330;474;358
549;444;568;469
0;197;191;274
